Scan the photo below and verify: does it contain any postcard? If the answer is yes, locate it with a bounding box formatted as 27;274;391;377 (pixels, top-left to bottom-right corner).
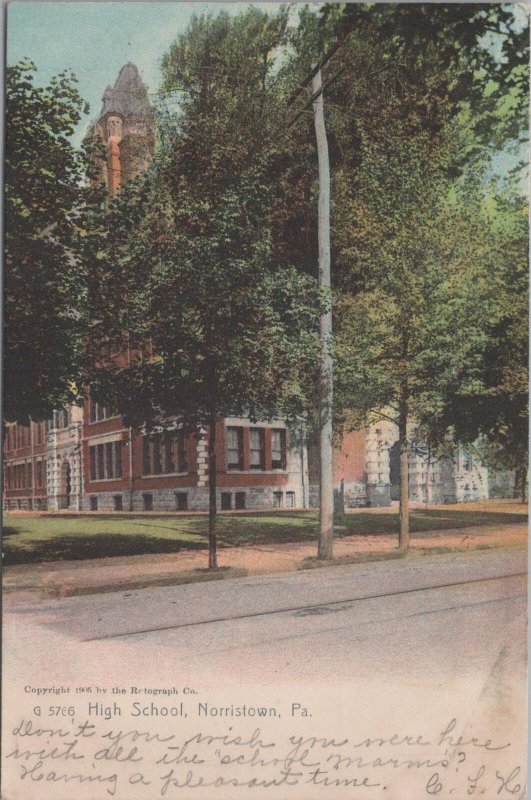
2;2;528;799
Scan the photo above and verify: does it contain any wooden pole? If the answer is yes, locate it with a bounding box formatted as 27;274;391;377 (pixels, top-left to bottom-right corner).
313;67;334;560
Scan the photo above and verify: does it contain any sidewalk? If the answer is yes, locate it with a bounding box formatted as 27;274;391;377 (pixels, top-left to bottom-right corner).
3;518;527;600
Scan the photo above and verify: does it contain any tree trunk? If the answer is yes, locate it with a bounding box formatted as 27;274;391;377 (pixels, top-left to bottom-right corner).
208;412;218;569
398;386;410;552
128;427;134;511
425;446;431;508
313;66;334;560
521;462;527;505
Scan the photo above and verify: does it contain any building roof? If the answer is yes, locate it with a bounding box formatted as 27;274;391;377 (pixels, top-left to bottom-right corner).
99;62;152;119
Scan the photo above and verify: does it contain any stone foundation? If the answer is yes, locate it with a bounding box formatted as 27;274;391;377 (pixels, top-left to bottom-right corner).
4;497;49;511
80;485;302;513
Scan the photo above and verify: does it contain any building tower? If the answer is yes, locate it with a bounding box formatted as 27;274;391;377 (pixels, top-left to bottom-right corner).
85;62;154;196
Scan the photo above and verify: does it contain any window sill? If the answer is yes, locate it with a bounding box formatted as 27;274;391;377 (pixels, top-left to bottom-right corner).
226;469;287;474
88;477;123;483
142;471;189;478
87;416;122;426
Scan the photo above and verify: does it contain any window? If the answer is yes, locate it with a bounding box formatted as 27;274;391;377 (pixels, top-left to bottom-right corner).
89;496;98;511
221;492;232;510
271;429;286;470
273;491;283;509
113;495;123;511
35;422;45;446
235;492;246;510
54;409;69;429
89;397;117;423
175;492;188;511
15;425;30;448
89;441;123;480
226;427;243;470
250;428;265;470
143;493;153;511
35;460;45;489
286;491;295;508
142;431;188;475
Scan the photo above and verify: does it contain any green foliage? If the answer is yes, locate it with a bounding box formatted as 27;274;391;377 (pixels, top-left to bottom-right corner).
440;191;528;475
321;3;529;149
5;61;89;423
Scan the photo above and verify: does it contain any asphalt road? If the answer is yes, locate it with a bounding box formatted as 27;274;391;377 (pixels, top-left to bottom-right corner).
4;547;526;682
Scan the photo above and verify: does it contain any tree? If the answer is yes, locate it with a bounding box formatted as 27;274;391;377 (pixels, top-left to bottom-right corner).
331;78;516;545
5;61;89;423
436;190;528;502
335;139;528;542
86;10;323;569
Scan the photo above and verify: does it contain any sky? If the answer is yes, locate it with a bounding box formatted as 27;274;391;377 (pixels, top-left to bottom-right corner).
7;2;289;145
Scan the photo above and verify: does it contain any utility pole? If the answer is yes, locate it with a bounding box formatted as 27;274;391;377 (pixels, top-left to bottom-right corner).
288;38;347;559
312;66;334;560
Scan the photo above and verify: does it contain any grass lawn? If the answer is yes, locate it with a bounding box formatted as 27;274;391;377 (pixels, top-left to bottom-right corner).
2;506;526;565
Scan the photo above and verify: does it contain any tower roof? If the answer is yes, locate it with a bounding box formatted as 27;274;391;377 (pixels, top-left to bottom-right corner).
99;62;152;118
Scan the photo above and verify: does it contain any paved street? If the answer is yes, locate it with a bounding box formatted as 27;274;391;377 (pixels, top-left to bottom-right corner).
3;548;527;800
4;547;526;681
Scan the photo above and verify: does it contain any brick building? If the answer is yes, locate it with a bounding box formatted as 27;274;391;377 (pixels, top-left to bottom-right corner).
3;63;491;512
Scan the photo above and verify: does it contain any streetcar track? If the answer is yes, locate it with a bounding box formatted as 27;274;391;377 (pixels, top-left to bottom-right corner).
84;571;526;641
121;593;526;653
